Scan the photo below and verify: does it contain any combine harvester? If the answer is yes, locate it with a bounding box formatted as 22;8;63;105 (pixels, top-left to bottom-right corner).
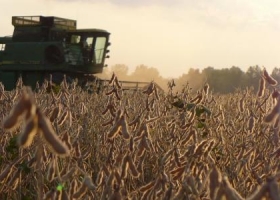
0;15;163;92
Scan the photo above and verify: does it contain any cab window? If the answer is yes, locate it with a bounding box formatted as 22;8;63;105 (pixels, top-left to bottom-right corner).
86;37;94;47
94;37;106;64
0;44;5;51
70;35;81;44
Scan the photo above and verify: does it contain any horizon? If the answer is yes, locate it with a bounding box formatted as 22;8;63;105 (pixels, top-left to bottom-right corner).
1;0;280;78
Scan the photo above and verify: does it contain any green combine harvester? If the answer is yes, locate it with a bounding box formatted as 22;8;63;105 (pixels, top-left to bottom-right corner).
0;15;111;90
0;16;164;92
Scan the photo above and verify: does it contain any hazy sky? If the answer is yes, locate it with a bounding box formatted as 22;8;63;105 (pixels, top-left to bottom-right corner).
1;0;280;78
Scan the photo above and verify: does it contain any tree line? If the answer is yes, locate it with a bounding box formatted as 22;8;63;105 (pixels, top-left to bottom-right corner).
98;64;280;94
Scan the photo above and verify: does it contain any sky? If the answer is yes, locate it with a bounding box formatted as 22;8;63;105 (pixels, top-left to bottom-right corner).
1;0;280;78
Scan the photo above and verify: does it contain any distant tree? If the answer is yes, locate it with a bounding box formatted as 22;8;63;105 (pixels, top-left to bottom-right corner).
227;66;246;91
202;67;218;92
99;63;267;94
271;67;280;83
244;65;262;92
201;66;246;93
175;68;205;93
110;64;129;79
229;66;245;84
130;65;161;81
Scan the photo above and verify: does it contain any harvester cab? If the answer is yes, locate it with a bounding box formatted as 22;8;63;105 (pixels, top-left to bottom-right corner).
0;16;110;90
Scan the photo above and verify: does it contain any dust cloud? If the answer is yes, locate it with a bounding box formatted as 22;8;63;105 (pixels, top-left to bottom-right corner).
97;64;206;92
